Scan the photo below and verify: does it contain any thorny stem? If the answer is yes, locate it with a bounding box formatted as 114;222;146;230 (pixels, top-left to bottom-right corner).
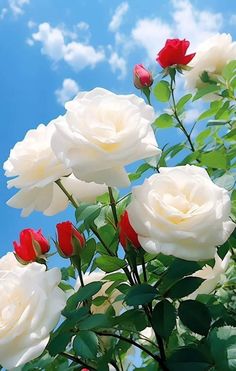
55;179;79;208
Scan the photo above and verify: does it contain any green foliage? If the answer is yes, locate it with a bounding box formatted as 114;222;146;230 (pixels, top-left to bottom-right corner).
73;331;98;359
153;80;171;102
178;300;211;336
207;326;236;370
154;113;174;128
96;255;126;272
152;300;176;339
125;283;158;306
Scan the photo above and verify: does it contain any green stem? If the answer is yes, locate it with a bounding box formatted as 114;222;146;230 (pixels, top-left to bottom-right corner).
170;78;196;153
108;187;118;226
55;179;79;208
61;352;96;370
95;331;168;370
141;256;148;282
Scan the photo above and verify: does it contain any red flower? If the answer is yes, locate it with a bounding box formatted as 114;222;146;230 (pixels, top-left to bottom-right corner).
156;39;195;68
133;64;153;89
56;221;85;257
118;211;141;249
13;228;50;263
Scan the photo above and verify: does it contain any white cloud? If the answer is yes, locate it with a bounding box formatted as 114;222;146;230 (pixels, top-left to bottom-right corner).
8;0;30;16
0;8;8;19
30;22;105;71
132;18;172;60
131;0;223;60
55;78;79;106
230;14;236;25
109;2;129;32
108;51;127;79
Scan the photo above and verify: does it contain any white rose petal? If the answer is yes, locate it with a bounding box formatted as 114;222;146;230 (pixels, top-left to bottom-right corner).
188;252;231;299
61;174;107;204
128;165;235;261
51;88;161;187
185;33;236;90
4;122;107;216
0;253;66;369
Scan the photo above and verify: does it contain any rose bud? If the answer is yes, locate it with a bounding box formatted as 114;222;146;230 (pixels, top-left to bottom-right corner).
133;64;153;89
156;38;196;69
13;228;50;263
56;221;85;257
118;211;141;250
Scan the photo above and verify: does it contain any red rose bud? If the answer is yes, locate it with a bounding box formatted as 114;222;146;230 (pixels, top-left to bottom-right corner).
156;38;195;68
56;221;85;257
133;64;153;89
13;228;50;263
118;211;141;249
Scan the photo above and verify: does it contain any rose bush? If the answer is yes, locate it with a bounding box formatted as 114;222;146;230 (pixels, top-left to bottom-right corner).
127;165;235;260
51;87;161;187
0;253;66;369
1;32;236;370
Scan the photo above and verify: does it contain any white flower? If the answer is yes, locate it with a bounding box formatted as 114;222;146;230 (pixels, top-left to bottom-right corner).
75;271;122;314
185;33;236;90
51;88;161;187
188;252;231;299
0;253;66;369
4;123;107;216
127;165;235;261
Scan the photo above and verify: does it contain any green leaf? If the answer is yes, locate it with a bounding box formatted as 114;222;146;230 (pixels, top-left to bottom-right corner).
207;119;228;126
201;151;227;169
96;256;126;272
79;314;111;330
80;238;96;273
167;347;211;371
68;282;103;308
73;331;98;359
154;113;174;128
192;84;219;101
104;272;127;282
208;326;236;371
159;259;200;293
125;283;157;306
166;277;204;299
75;203;101;226
152;300;176;339
176;94;192;114
222;60;236;80
214;173;235;191
178;300;211;336
153;80;171;102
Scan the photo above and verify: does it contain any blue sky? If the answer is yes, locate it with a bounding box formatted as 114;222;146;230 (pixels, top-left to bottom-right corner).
1;0;236;260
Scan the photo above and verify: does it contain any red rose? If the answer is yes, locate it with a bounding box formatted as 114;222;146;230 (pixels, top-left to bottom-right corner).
56;221;85;257
156;39;195;68
118;211;141;249
133;64;153;89
13;228;50;263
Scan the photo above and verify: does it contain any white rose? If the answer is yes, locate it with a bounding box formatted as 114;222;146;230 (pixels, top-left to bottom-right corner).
0;253;66;369
188;252;231;299
4;123;107;216
51;88;161;187
75;271;122;315
185;33;236;90
128;165;235;261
